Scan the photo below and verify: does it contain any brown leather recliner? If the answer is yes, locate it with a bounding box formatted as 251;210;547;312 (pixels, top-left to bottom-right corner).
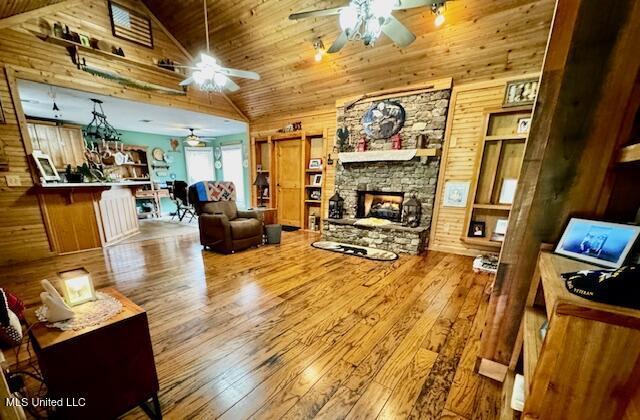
189;188;263;253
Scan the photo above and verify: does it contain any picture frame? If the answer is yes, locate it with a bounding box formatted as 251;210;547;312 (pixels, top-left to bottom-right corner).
503;78;539;107
310;189;321;200
555;218;640;268
309;158;322;169
108;1;154;48
312;174;323;186
443;180;470;208
469;221;486;238
498;178;518;204
58;268;97;307
495;219;509;235
32;151;60;182
79;34;91;48
517;117;531;134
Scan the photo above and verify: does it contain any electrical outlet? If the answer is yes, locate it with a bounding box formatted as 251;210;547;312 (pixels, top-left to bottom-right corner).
5;175;21;187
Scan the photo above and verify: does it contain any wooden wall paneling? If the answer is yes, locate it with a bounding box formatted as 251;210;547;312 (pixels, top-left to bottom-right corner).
428;74;538;256
144;0;554;121
0;0;246;266
0;0;77;25
479;0;640;368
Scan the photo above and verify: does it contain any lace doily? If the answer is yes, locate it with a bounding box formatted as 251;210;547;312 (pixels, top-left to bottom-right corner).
35;292;123;331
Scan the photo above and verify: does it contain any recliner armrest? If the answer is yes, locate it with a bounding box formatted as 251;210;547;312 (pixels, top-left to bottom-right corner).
237;210;259;219
200;213;230;227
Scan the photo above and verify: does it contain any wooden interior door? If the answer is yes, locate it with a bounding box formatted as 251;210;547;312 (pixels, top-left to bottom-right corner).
276;140;302;227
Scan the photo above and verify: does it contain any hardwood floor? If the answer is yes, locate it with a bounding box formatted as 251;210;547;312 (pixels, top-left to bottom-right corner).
1;230;502;419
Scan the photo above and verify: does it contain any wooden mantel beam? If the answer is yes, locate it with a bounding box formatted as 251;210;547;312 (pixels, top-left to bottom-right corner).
0;0;84;30
478;0;640;370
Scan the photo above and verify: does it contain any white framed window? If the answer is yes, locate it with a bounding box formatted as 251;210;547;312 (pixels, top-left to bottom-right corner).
221;143;246;209
185;147;215;185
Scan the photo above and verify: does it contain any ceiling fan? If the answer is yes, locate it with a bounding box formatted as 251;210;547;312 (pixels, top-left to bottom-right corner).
184;128;216;146
176;0;260;92
289;0;447;53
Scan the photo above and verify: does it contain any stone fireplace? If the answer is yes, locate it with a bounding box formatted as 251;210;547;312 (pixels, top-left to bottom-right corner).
356;191;404;222
323;86;451;255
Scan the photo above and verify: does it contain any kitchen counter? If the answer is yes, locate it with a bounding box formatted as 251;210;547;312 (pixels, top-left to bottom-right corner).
37;181;151;188
36;182;146;254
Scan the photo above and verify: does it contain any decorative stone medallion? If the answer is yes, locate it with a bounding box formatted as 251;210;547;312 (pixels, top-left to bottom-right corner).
362;101;405;139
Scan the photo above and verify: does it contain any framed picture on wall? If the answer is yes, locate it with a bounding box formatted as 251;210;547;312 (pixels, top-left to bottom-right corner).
443;180;470;207
503;78;539;107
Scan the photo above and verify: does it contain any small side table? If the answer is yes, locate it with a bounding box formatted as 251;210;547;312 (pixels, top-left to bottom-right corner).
25;288;161;419
252;207;277;225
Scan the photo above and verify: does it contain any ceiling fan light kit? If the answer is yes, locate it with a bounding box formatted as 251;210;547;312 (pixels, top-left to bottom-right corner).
290;0;449;53
178;0;260;93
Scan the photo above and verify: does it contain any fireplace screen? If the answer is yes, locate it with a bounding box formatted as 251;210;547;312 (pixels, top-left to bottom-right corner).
356;191;404;222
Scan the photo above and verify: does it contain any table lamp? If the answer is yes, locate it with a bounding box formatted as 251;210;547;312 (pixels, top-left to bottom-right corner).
253;172;269;207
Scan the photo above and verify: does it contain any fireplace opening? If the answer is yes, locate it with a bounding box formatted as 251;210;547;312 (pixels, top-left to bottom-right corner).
356;191;404;222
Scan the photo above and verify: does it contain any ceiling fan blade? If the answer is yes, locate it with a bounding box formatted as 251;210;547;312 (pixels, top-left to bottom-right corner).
289;6;344;20
393;0;432;10
327;31;349;54
218;67;261;80
381;16;416;48
179;77;194;86
224;78;241;92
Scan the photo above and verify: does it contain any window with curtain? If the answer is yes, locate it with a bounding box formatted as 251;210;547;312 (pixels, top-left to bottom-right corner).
221;144;246;209
185;147;215;185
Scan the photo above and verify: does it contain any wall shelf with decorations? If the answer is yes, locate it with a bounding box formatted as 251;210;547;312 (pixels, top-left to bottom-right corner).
462;106;532;249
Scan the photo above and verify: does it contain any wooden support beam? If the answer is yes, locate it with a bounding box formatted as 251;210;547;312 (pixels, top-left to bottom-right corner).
479;0;640;366
0;0;84;30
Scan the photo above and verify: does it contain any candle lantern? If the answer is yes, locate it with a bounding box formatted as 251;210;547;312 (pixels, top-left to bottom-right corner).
328;191;345;219
402;194;422;228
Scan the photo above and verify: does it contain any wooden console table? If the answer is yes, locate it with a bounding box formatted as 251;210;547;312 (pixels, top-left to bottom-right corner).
25;288;160;419
509;251;640;419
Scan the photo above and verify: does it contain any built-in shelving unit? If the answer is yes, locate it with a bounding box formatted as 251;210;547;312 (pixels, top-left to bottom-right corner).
250;130;326;231
302;131;326;232
462;106;532;250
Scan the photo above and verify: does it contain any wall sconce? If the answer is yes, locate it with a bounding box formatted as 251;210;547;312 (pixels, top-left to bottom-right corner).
313;39;325;62
58;268;97;307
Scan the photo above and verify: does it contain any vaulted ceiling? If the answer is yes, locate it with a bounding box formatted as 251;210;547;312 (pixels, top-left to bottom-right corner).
3;0;555;122
144;0;555;121
0;0;64;18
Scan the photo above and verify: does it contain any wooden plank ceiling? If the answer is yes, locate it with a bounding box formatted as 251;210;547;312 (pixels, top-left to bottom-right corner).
144;0;555;121
0;0;65;18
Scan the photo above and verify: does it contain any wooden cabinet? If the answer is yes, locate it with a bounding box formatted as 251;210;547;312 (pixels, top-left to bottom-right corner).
506;251;640;419
25;288;160;419
462;107;531;250
27;121;86;169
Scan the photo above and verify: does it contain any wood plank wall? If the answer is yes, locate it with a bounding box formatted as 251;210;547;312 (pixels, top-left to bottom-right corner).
0;0;244;266
250;109;336;219
429;74;539;256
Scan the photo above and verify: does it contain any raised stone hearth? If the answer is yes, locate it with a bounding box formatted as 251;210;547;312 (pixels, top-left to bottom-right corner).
322;218;429;255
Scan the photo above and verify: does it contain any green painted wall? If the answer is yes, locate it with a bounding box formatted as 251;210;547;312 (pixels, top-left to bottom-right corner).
116;129;251;213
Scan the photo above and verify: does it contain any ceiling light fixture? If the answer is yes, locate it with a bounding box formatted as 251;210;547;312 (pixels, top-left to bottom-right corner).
313;39;326;62
185;128;201;146
432;2;446;27
83;99;121;143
